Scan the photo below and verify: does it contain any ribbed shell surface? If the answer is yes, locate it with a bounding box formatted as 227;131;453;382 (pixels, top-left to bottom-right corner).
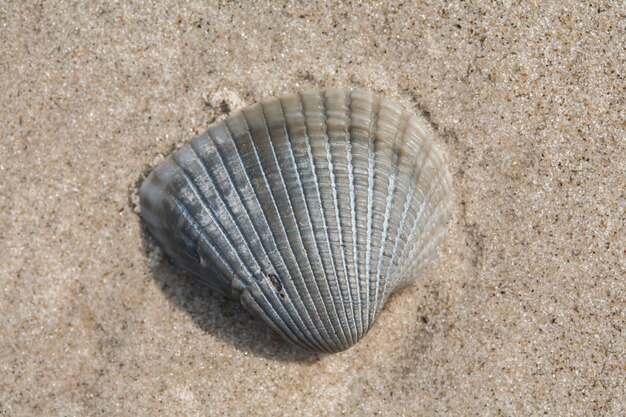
140;89;452;352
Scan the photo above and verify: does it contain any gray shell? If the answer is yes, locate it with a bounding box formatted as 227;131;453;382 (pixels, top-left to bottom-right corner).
140;88;452;352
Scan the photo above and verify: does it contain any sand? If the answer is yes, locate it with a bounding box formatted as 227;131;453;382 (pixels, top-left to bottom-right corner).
1;1;624;416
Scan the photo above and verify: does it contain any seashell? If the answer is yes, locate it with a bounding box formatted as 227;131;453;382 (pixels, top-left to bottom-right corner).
140;88;452;352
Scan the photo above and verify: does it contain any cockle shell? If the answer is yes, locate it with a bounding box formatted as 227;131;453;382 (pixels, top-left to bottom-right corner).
140;88;452;352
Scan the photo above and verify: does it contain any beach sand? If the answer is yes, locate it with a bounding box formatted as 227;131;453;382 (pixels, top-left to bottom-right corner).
1;2;624;415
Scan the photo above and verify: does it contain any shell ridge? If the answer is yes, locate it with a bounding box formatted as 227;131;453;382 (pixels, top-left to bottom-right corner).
395;158;444;284
164;165;231;287
373;110;411;319
384;171;417;285
181;146;272;283
302;91;353;349
323;89;360;342
376;114;426;306
169;190;258;296
381;142;431;292
298;92;351;351
205;123;324;352
224;112;327;351
176;229;200;263
169;196;240;280
344;90;363;339
392;139;435;280
399;174;449;283
364;95;380;331
320;89;357;346
238;107;329;352
140;173;213;281
256;101;331;351
407;145;453;277
187;136;274;287
170;152;313;345
266;98;336;350
388;137;438;285
345;90;373;339
207;122;289;283
186;141;294;296
169;153;258;287
157;204;220;283
277;95;342;350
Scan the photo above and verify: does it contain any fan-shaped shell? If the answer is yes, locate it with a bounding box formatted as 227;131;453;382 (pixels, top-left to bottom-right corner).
140;88;452;352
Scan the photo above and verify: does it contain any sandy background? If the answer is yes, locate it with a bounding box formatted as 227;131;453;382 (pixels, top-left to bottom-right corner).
1;1;624;416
